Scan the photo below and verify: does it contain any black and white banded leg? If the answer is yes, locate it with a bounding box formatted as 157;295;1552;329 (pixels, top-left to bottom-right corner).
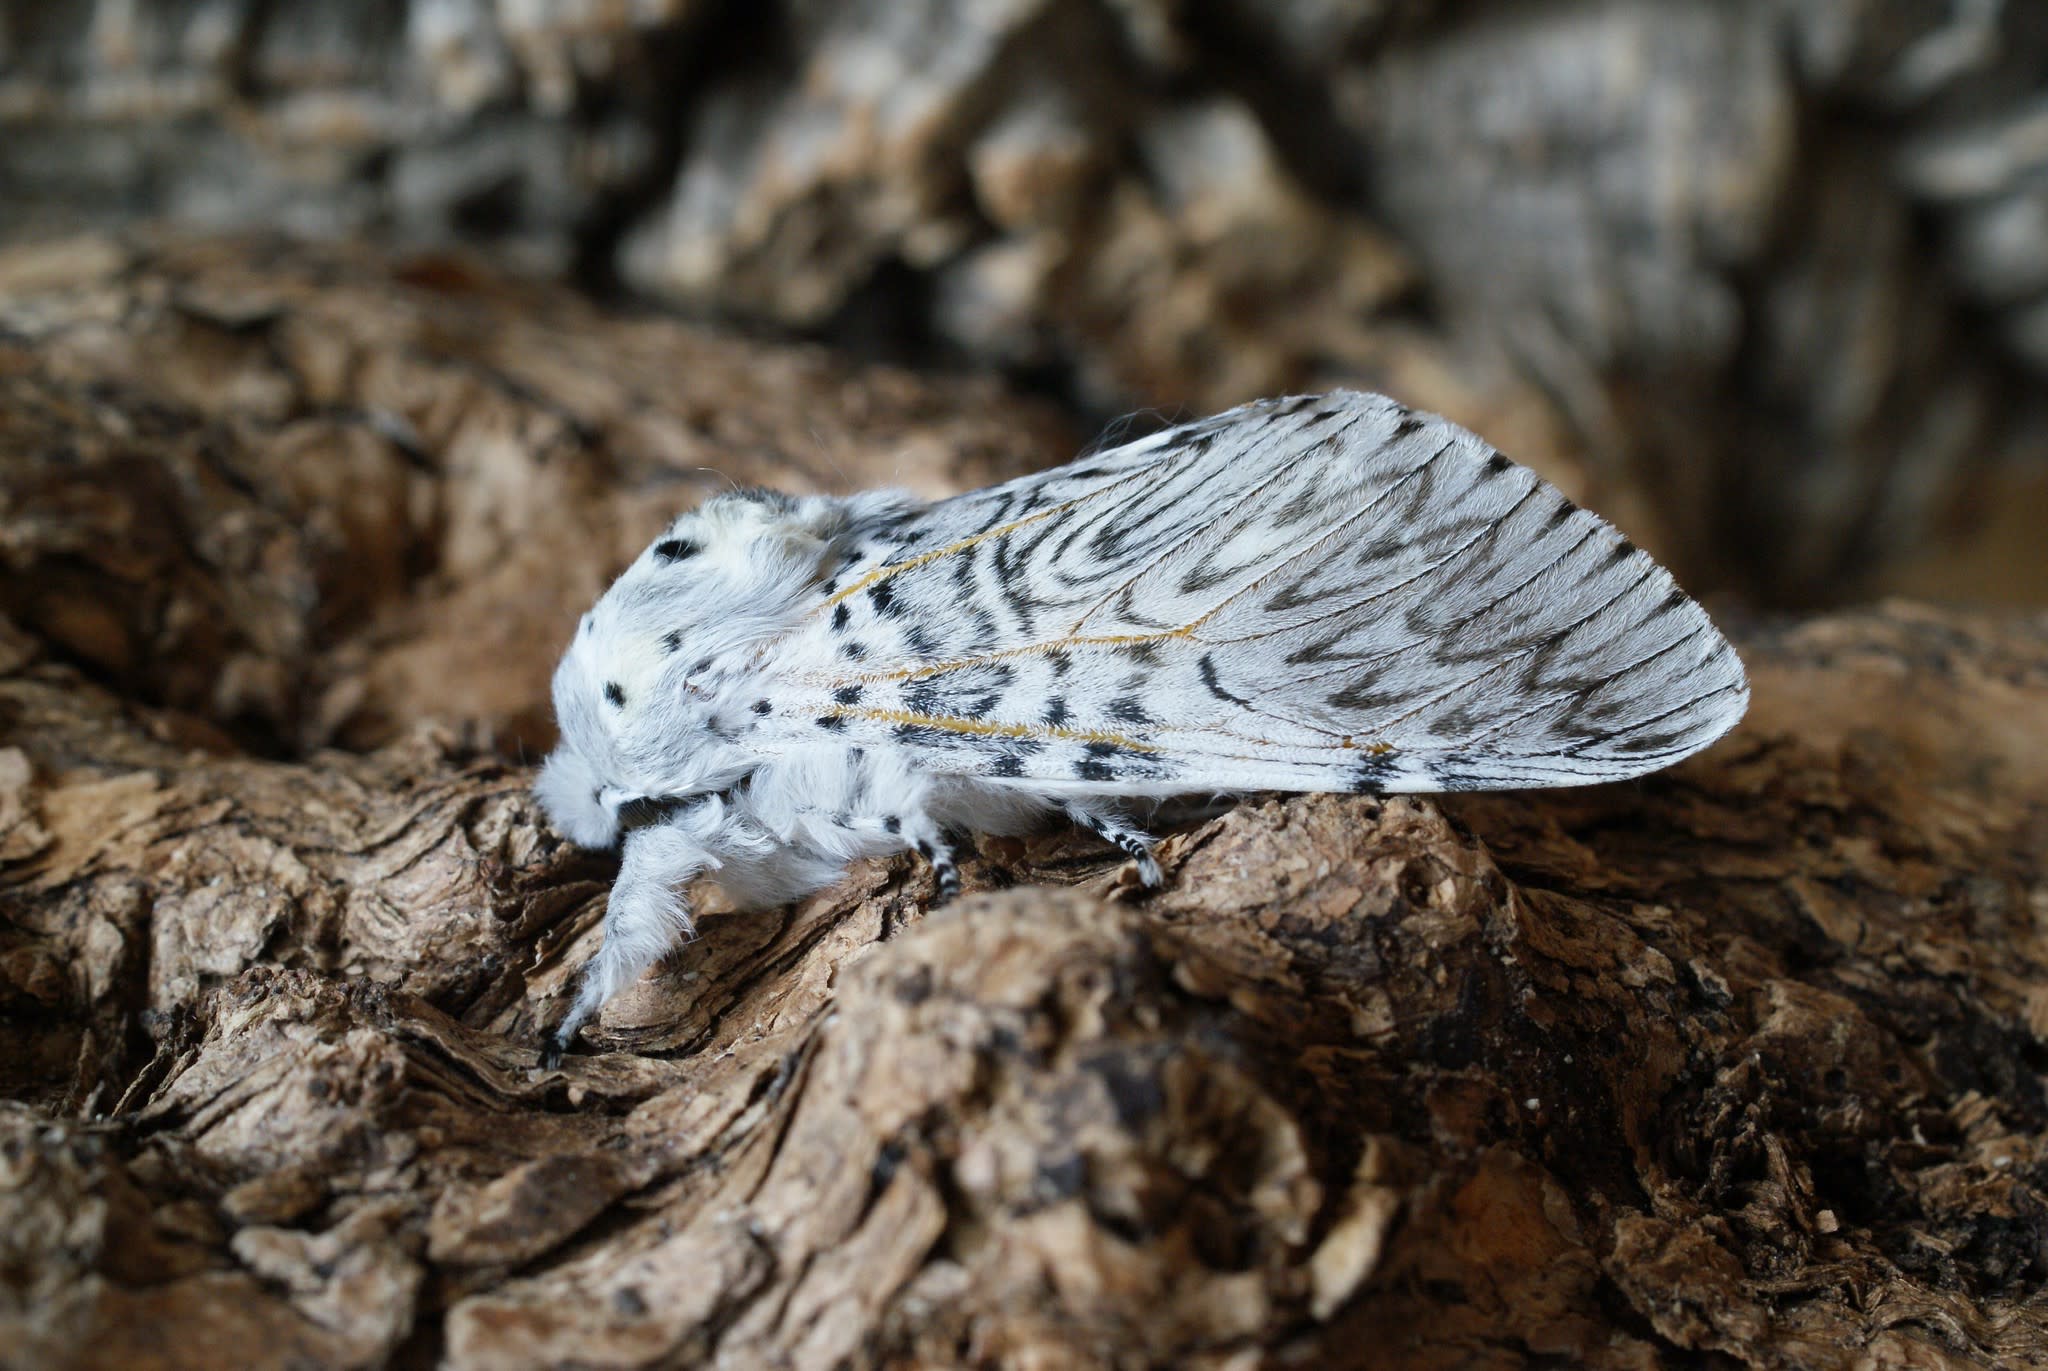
916;826;962;905
1060;801;1163;887
847;810;962;905
808;806;966;906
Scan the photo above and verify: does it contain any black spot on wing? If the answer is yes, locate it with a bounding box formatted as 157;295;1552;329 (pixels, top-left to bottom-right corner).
892;722;970;749
832;603;851;632
1350;755;1400;793
903;664;1013;721
663;630;684;653
868;581;900;616
1483;451;1512;477
1046;649;1072;677
603;681;626;707
1107;696;1151;725
990;753;1025;778
653;538;701;563
834;684;864;705
752;698;772;715
816;715;847;732
1198;654;1251;707
1043;697;1069;726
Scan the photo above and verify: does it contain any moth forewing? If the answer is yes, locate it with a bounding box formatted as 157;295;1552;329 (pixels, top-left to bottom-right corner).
760;390;1745;796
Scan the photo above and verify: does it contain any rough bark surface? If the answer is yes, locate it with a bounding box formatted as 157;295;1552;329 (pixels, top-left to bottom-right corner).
5;239;2048;1370
5;0;2046;604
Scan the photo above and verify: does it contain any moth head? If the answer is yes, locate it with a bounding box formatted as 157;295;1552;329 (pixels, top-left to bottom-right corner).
536;486;871;848
534;737;621;849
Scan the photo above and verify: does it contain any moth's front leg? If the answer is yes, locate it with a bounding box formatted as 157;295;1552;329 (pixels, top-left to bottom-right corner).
541;821;705;1069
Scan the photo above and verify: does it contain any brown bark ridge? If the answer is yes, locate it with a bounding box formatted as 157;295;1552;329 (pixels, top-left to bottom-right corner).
5;238;2048;1369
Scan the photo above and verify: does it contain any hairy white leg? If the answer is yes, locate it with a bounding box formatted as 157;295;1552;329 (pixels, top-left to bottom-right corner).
542;822;705;1068
1059;800;1163;887
792;801;960;904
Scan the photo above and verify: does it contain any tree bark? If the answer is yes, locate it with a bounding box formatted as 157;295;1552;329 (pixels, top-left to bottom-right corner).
5;237;2047;1370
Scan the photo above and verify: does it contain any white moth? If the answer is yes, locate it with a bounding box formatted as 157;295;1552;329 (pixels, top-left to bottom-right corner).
535;390;1747;1063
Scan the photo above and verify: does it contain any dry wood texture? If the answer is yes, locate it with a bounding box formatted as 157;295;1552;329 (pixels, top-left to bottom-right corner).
3;238;2047;1369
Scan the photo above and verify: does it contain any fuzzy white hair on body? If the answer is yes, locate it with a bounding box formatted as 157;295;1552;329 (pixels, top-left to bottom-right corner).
533;390;1749;1066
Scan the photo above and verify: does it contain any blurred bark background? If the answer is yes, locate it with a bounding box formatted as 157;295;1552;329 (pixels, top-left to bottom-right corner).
4;4;2048;1370
3;0;2045;605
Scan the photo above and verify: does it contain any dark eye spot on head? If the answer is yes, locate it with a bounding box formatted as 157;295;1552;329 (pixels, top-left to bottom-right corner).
884;816;901;833
653;538;701;564
603;681;626;707
693;656;715;675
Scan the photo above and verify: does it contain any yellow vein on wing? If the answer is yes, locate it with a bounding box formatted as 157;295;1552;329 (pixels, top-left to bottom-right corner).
810;490;1379;687
818;470;1154;610
820;707;1161;752
812;629;1195;684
